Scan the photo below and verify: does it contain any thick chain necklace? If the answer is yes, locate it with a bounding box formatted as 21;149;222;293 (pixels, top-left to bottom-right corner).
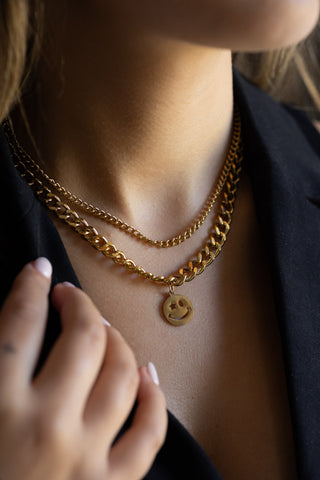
3;112;243;326
4;111;241;248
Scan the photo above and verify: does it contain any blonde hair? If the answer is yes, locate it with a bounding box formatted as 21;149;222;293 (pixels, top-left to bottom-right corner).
0;0;42;122
233;23;320;118
0;1;319;123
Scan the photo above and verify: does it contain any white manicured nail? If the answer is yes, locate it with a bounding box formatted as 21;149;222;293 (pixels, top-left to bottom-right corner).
147;362;160;386
102;317;111;327
62;281;76;288
34;257;52;279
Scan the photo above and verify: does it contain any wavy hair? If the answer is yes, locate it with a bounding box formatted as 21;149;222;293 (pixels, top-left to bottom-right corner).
0;0;42;121
233;23;320;118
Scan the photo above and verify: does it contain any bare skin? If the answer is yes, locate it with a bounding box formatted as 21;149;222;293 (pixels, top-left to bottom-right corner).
7;0;320;478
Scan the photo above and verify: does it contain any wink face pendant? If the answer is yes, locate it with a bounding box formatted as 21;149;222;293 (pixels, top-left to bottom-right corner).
162;293;193;326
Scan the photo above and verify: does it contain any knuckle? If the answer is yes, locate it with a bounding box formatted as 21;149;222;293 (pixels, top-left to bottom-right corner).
157;389;167;411
74;316;105;344
33;414;74;452
154;423;167;450
10;291;39;318
114;356;139;393
109;327;123;343
61;286;87;311
123;360;139;390
65;285;83;301
128;427;166;480
109;330;139;387
68;287;94;307
0;401;22;426
146;419;167;453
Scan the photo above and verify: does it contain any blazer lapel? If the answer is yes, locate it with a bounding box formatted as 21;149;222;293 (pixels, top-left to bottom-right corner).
235;72;320;479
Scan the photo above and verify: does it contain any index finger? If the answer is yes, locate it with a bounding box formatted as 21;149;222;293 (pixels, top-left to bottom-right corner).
0;258;52;398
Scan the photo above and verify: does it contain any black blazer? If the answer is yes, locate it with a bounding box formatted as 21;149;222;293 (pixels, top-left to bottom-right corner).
0;72;320;479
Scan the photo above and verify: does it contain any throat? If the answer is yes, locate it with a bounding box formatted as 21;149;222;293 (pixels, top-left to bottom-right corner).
17;35;234;223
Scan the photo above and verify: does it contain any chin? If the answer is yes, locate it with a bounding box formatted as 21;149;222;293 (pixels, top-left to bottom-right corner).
178;0;320;52
90;0;320;52
235;0;320;51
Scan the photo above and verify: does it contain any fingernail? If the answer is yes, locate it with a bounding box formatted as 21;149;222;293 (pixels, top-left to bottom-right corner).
62;281;76;288
147;362;160;386
33;257;52;279
102;317;111;327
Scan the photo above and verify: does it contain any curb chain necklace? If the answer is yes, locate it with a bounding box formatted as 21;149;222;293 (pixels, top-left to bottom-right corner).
3;109;243;326
5;113;241;248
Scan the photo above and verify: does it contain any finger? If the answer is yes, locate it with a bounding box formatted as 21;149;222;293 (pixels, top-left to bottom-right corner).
108;364;167;480
84;326;140;438
0;258;52;396
33;283;107;417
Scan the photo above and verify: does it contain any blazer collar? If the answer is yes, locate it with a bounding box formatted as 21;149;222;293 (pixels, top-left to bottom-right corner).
235;72;320;479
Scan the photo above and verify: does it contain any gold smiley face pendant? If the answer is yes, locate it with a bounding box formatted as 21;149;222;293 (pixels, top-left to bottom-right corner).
163;294;193;326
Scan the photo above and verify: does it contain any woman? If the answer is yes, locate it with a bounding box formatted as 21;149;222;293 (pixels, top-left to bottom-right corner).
0;0;320;479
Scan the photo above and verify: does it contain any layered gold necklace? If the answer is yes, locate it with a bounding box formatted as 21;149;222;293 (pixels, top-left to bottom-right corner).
3;110;243;326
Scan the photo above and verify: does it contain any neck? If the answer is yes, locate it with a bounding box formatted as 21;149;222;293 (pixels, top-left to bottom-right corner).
20;10;234;231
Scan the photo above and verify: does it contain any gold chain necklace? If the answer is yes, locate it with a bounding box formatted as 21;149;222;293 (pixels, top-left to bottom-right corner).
3;114;243;326
4;111;241;248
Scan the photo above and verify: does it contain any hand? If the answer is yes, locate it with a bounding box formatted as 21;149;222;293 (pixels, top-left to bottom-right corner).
0;258;167;480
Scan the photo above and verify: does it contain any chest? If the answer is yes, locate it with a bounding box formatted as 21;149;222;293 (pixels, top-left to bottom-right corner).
51;183;297;479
